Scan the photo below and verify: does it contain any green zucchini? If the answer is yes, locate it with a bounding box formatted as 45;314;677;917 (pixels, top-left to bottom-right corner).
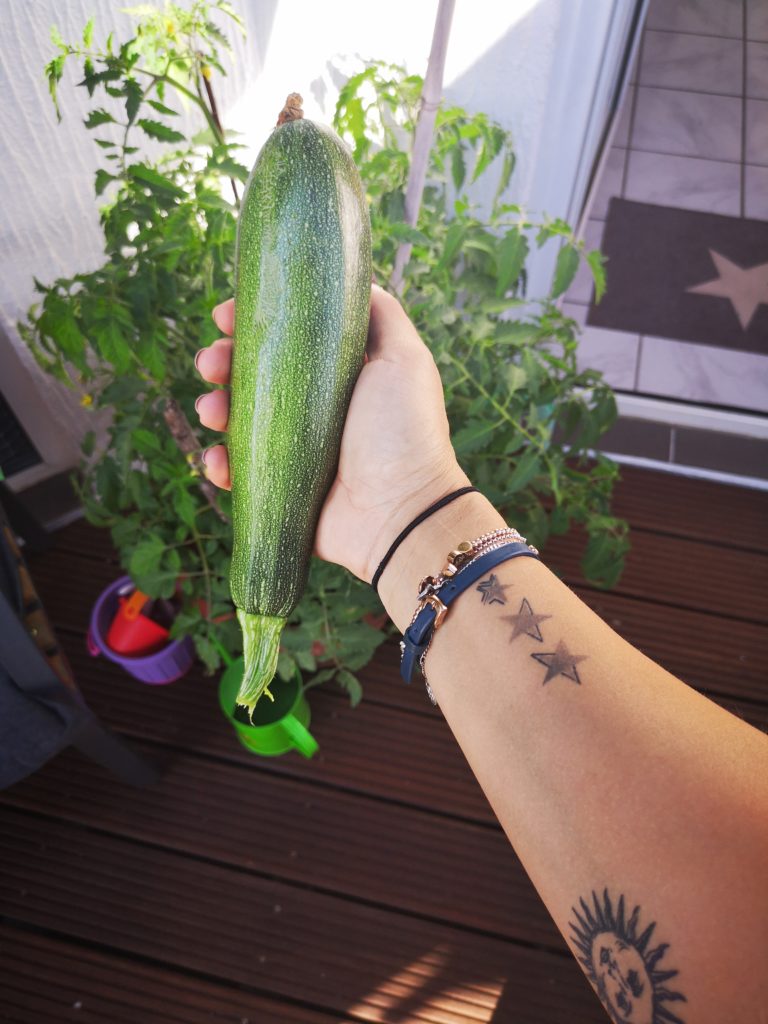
229;94;371;715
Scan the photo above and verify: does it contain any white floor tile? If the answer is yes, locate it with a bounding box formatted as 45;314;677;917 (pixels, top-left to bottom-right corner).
747;41;768;98
745;98;768;165
745;164;768;218
632;87;742;161
747;0;768;42
647;0;744;39
640;31;743;96
562;302;640;390
637;336;768;412
590;148;627;220
614;86;635;148
624;150;741;215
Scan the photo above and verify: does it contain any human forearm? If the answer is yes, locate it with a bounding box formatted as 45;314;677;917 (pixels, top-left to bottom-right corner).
378;494;768;1022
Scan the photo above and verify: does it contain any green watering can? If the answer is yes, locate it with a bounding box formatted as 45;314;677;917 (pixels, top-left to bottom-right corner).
216;642;318;759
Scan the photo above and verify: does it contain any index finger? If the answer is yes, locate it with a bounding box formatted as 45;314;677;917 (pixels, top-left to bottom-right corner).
212;298;234;336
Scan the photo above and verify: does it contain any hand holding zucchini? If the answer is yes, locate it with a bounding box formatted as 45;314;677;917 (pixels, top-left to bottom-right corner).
229;94;372;715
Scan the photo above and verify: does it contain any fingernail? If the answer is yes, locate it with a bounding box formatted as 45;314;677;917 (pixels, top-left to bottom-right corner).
194;395;204;413
201;446;211;465
194;349;204;372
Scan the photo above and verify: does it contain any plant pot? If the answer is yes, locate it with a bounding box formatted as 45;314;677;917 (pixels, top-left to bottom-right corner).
87;575;195;684
218;657;318;759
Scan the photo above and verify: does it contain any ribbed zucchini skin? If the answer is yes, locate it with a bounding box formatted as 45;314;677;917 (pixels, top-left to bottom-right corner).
229;118;371;709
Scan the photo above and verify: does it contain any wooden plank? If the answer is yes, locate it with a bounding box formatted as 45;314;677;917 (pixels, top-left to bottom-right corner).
359;582;768;713
30;534;768;715
48;516;119;562
26;550;119;635
546;527;768;623
0;809;602;1024
0;924;351;1024
1;743;562;951
59;630;767;831
61;632;496;825
610;466;768;552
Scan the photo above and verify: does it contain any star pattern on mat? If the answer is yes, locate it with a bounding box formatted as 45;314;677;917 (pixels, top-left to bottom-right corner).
531;639;587;686
502;597;551;643
476;573;512;606
686;249;768;330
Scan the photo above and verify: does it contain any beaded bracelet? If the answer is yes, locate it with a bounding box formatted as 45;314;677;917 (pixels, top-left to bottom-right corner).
400;528;539;704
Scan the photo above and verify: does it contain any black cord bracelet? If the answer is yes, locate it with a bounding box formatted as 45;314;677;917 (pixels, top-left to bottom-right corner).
370;486;478;594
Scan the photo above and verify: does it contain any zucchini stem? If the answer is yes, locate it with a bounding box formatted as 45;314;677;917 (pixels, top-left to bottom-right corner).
236;610;286;718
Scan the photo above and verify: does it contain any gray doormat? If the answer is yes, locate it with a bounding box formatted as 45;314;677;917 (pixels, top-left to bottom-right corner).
587;198;768;355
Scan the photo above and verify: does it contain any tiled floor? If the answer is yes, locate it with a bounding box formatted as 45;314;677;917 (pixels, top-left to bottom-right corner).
567;0;768;419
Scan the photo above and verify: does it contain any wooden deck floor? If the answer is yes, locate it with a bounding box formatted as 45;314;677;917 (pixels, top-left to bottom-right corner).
2;466;766;1023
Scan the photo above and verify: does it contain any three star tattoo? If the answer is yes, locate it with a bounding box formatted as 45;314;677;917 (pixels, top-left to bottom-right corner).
476;573;587;686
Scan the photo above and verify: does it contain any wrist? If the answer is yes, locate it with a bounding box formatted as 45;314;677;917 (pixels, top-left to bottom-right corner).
378;489;507;632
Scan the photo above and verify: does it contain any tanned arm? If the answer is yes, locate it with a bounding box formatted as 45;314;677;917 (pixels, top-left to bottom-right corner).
377;490;768;1024
198;289;768;1024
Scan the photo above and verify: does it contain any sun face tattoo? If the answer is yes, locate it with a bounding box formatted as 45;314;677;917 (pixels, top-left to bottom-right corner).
570;889;686;1024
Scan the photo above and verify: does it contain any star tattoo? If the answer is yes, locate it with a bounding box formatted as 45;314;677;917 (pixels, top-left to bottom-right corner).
476;573;511;606
502;597;551;643
531;639;587;685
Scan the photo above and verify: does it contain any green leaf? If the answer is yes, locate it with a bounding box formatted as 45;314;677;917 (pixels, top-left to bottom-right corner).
453;419;498;455
495;322;537;346
551;244;580;298
496;228;529;296
131;428;162;454
586;249;606;303
437;223;467;271
294;648;317;672
81;430;95;457
124;78;142;124
504;447;542;496
50;24;66;50
208;156;250;182
82;17;94;48
78;64;121;97
173;487;197;528
85;108;115;129
129;534;165;579
388;222;429;245
128;163;186;198
45;54;66;120
95;317;133;372
494;150;516;204
336;669;363;707
138;118;185;143
451;145;466;192
276;650;297;681
94;169;116;195
504;364;528;392
147;98;179;116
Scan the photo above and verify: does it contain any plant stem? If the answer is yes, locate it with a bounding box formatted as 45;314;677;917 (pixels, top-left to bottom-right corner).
191;516;213;622
199;68;239;205
390;0;456;294
162;397;229;523
446;350;548;456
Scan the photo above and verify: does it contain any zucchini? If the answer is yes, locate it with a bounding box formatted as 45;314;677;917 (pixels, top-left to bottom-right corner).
229;94;371;715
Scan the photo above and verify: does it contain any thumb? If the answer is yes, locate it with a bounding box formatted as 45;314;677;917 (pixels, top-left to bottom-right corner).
366;284;430;363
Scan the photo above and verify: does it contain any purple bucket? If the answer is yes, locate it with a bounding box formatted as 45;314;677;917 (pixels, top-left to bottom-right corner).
87;575;195;684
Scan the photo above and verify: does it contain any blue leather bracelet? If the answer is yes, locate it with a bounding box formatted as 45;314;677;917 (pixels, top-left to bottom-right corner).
399;541;538;684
